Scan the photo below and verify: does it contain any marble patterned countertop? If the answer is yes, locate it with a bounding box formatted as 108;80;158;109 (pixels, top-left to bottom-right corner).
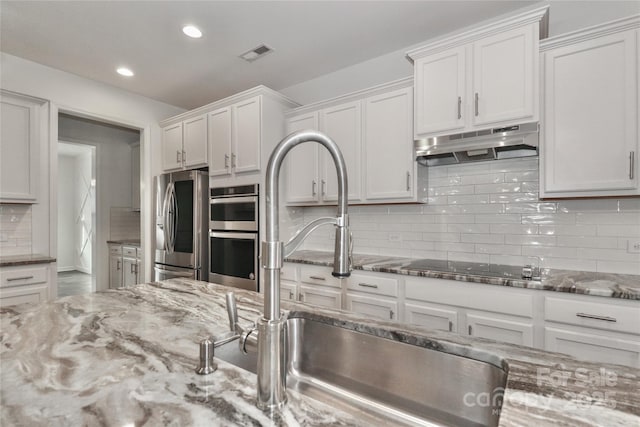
286;250;640;300
1;279;638;426
0;253;56;267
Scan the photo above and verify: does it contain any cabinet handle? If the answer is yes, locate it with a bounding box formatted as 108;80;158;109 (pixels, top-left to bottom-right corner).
321;179;326;196
299;293;304;301
231;153;236;168
630;151;635;180
448;321;453;332
182;150;186;164
7;275;34;282
468;325;473;335
309;275;325;281
176;150;182;163
474;93;479;117
576;313;617;323
130;263;135;274
289;291;294;300
117;260;121;270
224;154;229;168
457;96;462;119
390;310;394;320
312;180;317;196
406;171;411;191
358;282;378;289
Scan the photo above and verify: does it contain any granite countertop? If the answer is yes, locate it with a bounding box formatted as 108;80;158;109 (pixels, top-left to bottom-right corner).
286;250;640;300
0;253;56;267
107;239;141;246
1;279;638;426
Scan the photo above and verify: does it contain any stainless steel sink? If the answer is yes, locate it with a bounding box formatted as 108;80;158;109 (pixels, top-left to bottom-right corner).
215;315;507;427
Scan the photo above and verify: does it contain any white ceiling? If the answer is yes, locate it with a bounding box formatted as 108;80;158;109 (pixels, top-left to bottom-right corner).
1;1;537;110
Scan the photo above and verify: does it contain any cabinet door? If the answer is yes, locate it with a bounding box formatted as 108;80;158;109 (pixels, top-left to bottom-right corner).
109;255;123;288
162;122;184;172
363;87;415;201
299;284;341;309
281;281;298;302
232;96;261;174
122;257;137;287
466;313;534;347
541;30;638;197
405;302;457;332
208;107;232;177
320;101;362;202
414;46;466;136
545;326;640;369
131;144;140;211
346;294;398;321
0;284;48;308
472;25;536;126
0;91;43;202
183;115;208;169
285;113;320;204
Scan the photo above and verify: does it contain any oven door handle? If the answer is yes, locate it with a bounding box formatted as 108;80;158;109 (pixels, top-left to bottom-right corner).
209;231;258;240
209;195;258;205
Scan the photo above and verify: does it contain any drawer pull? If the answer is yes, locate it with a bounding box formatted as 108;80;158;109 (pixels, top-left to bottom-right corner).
448;321;453;332
468;325;473;335
7;275;34;282
358;282;378;289
576;313;617;323
309;275;325;281
389;310;394;320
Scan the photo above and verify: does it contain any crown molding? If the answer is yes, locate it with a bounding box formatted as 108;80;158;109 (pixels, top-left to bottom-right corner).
540;14;640;52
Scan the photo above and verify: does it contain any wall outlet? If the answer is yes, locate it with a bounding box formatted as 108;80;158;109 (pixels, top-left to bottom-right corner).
389;232;402;242
628;239;640;254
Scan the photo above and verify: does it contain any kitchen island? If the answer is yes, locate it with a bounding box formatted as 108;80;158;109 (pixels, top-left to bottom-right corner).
1;279;639;426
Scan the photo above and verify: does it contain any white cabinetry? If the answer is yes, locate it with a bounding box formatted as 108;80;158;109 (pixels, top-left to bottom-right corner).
285;78;419;205
0;264;55;307
209;96;262;178
407;7;546;139
363;86;415;201
161;114;208;172
0;90;48;203
404;276;536;347
540;19;639;198
281;263;342;310
544;294;640;368
109;244;142;288
109;244;123;289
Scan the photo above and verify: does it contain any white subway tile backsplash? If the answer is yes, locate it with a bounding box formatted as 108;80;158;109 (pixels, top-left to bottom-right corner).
296;158;640;274
0;204;32;256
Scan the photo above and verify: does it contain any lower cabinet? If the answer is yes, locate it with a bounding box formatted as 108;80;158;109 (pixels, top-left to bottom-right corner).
299;285;341;309
405;301;457;332
0;263;55;307
109;244;142;288
466;312;534;347
345;293;397;321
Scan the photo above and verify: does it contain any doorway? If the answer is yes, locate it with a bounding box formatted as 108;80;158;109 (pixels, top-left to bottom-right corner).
57;142;96;296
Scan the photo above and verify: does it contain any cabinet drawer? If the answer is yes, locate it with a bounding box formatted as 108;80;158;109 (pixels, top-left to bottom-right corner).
0;284;49;307
405;277;534;318
281;263;298;282
346;294;398;321
346;272;398;297
545;296;640;335
109;245;122;255
122;246;137;257
0;266;48;288
299;266;341;288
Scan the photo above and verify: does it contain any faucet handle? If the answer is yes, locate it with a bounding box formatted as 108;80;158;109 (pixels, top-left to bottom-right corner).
225;292;238;332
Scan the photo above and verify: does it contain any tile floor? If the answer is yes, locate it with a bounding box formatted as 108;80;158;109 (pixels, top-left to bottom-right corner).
57;270;95;297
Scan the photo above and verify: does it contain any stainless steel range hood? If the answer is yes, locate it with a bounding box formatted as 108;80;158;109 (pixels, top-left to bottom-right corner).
415;123;539;166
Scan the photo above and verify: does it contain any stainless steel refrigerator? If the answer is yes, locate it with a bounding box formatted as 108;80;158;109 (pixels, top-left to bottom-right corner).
153;170;208;281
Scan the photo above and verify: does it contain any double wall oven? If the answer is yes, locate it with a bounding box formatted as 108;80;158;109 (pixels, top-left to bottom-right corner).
209;184;259;292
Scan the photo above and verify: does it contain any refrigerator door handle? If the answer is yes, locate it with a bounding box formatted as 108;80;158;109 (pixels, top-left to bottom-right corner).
162;182;172;252
170;182;178;252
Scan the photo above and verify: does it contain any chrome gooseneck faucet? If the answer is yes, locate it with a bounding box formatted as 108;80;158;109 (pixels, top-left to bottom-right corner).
257;130;351;410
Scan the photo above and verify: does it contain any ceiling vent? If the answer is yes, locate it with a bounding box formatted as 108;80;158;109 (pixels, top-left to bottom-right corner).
239;44;273;62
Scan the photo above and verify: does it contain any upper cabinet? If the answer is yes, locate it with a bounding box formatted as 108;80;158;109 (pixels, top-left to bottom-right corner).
161;114;208;172
540;17;640;198
0;90;48;203
160;87;298;180
209;96;262;178
407;5;548;139
284;78;419;205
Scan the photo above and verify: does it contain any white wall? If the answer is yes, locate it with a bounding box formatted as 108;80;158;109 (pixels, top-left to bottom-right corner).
0;52;185;291
281;1;640;104
57;154;76;270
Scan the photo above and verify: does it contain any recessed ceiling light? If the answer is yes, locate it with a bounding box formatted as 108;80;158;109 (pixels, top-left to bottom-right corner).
117;67;134;77
182;25;202;38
